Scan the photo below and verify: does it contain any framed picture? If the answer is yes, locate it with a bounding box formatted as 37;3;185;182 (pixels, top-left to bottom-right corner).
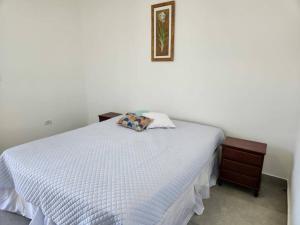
151;1;175;61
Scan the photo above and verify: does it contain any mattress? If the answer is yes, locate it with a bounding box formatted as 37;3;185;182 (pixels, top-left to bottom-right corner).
0;117;224;225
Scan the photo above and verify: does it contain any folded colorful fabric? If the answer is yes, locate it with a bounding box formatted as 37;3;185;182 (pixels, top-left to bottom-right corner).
117;113;153;132
133;110;149;117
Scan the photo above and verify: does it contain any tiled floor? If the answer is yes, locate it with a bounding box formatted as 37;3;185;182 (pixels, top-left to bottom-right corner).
0;175;287;225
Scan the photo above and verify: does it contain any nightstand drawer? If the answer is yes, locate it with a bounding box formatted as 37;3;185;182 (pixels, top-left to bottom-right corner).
222;159;261;177
221;169;259;189
223;147;263;167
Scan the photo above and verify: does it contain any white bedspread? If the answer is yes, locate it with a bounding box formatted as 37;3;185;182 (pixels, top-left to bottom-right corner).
0;117;224;225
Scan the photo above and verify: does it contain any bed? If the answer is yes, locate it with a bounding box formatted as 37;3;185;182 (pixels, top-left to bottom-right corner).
0;116;224;225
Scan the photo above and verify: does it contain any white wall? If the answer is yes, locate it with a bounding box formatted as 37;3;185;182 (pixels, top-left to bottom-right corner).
291;124;300;225
0;0;87;152
0;0;299;179
80;0;300;179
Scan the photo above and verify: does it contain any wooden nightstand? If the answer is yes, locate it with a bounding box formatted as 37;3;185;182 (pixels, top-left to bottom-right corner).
98;112;122;122
218;137;267;197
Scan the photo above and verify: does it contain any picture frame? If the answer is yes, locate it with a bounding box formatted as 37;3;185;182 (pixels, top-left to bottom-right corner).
151;1;175;61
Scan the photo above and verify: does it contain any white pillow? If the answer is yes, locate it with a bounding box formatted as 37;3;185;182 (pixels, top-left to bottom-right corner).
142;112;176;129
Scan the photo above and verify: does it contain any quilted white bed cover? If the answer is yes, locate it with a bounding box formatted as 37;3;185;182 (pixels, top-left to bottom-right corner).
0;117;224;225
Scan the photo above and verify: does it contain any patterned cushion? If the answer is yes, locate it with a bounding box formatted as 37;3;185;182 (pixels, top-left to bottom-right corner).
117;113;153;132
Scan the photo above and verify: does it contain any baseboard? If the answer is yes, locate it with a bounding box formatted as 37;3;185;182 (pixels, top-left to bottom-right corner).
262;172;288;181
287;178;291;225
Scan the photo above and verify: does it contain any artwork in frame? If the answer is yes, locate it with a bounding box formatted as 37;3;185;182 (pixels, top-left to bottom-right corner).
151;1;175;61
